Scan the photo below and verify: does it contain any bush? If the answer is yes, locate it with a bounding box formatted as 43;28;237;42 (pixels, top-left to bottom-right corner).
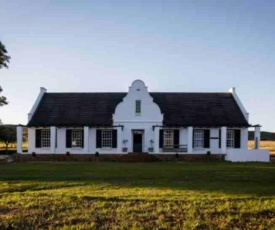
32;152;36;157
66;152;70;156
95;151;99;157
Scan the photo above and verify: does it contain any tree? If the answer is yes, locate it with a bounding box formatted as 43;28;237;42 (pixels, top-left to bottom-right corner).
0;125;16;153
0;41;10;106
0;41;10;69
0;86;8;106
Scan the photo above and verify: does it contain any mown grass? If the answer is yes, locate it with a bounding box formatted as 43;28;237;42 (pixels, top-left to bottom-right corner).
0;162;275;229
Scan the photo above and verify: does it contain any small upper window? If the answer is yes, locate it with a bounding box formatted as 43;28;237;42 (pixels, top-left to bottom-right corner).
135;100;141;115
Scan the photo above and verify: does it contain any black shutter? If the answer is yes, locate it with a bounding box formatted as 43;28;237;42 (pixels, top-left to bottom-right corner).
204;130;210;148
234;130;241;148
112;130;117;148
66;129;72;148
35;129;41;148
219;129;221;148
81;129;84;148
174;130;179;148
96;130;102;148
159;130;163;148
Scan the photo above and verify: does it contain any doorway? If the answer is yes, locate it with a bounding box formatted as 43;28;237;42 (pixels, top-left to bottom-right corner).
133;130;143;152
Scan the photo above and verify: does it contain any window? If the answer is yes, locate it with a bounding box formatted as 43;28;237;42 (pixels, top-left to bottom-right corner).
194;129;204;148
164;130;174;148
41;129;50;148
135;100;141;115
227;130;234;148
71;129;83;148
102;130;112;148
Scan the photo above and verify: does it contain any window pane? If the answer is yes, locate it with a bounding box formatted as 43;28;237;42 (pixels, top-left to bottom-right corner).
72;129;83;148
136;100;141;114
227;130;234;148
41;129;50;148
164;130;174;148
102;130;112;148
194;129;204;148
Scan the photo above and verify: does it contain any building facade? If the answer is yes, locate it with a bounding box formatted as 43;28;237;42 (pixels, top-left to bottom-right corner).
16;80;269;162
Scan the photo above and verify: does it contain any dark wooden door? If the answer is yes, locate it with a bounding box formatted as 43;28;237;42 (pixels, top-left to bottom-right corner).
133;133;143;152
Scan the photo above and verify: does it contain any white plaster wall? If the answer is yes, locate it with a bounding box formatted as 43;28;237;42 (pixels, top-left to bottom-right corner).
210;128;220;153
113;80;163;123
225;149;270;162
113;80;163;153
180;128;188;146
118;122;161;153
27;127;121;154
241;128;248;149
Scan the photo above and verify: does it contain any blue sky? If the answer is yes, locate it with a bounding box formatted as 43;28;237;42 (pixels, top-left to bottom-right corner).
0;0;275;131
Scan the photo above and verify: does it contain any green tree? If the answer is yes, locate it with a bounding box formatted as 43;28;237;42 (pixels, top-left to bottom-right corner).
0;125;16;153
0;41;10;106
0;41;10;69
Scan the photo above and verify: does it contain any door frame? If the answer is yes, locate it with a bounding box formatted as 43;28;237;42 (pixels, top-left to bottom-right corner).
132;130;144;153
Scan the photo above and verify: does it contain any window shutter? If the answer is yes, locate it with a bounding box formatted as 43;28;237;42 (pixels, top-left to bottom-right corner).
112;130;117;148
219;129;221;148
234;130;241;148
173;130;179;147
159;130;163;148
204;130;210;148
96;130;102;148
66;129;72;148
35;129;41;148
81;129;84;148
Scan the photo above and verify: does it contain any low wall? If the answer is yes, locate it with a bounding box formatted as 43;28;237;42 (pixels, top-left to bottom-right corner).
225;149;270;162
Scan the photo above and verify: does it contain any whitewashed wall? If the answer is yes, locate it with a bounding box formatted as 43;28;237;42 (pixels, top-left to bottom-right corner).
113;80;163;153
225;149;270;162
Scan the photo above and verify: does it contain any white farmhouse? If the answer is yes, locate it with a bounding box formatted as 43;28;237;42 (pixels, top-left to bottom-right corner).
17;80;269;162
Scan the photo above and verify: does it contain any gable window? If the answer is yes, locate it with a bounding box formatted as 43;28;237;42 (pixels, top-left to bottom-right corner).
164;130;174;148
194;129;204;148
227;130;235;148
71;129;83;148
135;100;141;115
41;129;50;148
102;130;113;148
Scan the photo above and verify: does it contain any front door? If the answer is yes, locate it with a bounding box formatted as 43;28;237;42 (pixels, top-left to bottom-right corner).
133;131;143;152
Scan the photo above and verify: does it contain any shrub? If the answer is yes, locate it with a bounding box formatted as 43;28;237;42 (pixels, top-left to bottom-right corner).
95;151;99;157
66;152;70;156
32;152;36;157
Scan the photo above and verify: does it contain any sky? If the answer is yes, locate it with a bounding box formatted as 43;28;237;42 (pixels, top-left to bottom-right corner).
0;0;275;131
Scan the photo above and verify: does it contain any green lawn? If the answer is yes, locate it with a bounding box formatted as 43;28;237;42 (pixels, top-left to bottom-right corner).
0;162;275;229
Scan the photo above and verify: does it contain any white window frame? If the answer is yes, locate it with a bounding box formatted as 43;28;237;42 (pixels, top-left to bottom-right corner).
194;129;204;148
41;129;50;148
71;129;83;149
227;129;235;148
135;100;141;116
163;130;174;148
102;130;112;148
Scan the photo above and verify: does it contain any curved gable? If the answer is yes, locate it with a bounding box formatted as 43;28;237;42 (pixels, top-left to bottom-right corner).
113;80;163;123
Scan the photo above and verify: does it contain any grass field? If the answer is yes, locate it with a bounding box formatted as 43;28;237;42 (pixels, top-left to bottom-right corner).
0;162;275;229
248;140;275;154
